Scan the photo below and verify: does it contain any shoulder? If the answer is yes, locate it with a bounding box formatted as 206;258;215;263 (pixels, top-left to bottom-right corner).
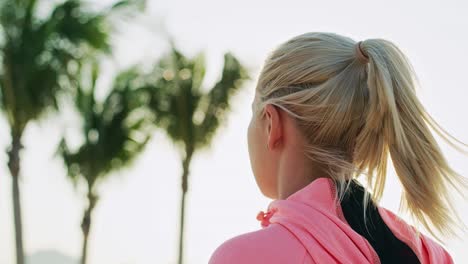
377;207;454;263
208;224;311;264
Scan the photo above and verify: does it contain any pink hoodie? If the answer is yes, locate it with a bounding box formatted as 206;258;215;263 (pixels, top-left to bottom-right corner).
209;178;453;264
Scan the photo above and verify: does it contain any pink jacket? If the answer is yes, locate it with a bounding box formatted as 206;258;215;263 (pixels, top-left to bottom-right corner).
209;178;453;264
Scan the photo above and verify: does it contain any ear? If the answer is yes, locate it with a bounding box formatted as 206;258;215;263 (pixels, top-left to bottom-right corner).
264;104;283;150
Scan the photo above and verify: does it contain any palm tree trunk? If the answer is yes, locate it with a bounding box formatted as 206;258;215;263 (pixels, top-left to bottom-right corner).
81;227;90;264
81;192;97;264
8;132;24;264
177;148;193;264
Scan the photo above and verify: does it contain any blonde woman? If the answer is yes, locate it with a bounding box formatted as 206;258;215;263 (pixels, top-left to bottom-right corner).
209;32;467;264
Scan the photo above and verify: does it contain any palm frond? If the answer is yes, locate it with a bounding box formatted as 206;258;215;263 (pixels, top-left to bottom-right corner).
0;0;144;134
58;65;152;190
0;1;19;35
57;137;83;182
194;53;248;148
144;47;248;152
109;0;146;15
47;0;110;52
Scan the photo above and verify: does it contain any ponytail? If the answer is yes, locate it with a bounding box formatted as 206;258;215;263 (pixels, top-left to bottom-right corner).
354;39;468;239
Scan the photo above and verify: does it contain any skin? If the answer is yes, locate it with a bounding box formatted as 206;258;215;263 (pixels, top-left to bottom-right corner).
247;96;329;199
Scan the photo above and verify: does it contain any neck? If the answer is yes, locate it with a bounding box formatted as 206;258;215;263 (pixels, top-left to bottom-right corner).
276;153;329;199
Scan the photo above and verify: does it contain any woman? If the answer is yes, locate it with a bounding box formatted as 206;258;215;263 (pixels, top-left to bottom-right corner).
208;32;467;264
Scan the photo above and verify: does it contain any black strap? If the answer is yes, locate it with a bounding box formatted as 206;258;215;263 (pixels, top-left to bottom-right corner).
339;180;420;264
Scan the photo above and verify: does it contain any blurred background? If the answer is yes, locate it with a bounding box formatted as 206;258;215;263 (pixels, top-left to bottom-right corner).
1;0;467;263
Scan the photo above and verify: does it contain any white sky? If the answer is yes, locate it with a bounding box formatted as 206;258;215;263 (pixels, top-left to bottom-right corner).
1;0;468;263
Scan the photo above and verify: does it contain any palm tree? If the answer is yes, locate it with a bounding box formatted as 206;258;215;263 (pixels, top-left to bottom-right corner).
0;1;142;263
142;46;248;264
58;63;153;264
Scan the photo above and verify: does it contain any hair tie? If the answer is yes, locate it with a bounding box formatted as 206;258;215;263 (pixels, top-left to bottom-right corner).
355;41;369;64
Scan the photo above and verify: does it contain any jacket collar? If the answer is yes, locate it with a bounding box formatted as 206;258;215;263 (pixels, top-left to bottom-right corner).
269;177;339;214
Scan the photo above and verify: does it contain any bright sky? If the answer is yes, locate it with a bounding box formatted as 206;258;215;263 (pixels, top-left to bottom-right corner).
1;0;468;263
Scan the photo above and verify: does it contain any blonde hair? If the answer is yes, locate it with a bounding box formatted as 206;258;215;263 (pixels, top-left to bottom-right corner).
255;32;467;240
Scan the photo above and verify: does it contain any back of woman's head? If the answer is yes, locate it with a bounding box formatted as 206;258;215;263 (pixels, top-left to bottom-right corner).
254;32;467;240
